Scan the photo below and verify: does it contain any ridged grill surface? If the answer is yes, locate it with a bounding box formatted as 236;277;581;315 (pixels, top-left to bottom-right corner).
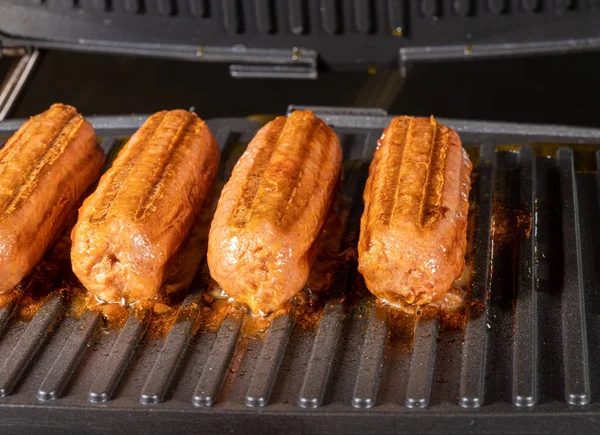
0;114;599;433
2;0;594;39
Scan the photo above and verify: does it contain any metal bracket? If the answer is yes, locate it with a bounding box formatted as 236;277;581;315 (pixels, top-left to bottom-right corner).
1;35;317;80
0;47;40;120
399;37;600;77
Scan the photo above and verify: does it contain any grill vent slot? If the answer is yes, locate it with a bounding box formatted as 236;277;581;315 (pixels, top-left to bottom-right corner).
222;0;244;34
488;0;507;13
190;0;210;18
453;0;473;15
320;0;343;34
387;0;407;36
288;0;307;34
353;0;377;34
254;0;276;34
421;0;441;17
521;0;542;11
554;0;576;10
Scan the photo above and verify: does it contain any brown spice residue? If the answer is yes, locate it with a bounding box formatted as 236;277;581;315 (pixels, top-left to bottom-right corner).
491;203;532;247
199;294;234;334
0;290;20;310
291;290;325;331
440;304;468;331
62;285;89;319
517;203;532;239
17;290;51;322
94;303;130;330
145;302;178;339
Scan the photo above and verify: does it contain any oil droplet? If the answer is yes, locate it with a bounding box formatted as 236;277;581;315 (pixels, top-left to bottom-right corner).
464;45;473;56
292;47;301;61
367;65;377;75
196;46;205;57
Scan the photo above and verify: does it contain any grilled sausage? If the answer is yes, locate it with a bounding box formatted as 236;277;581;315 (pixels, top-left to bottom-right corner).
207;110;342;315
0;103;104;293
358;116;472;306
71;110;220;304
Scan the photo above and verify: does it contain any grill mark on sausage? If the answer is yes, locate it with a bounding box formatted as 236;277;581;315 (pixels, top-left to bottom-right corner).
87;112;167;224
274;116;316;228
134;113;196;221
0;105;73;208
420;117;450;227
0;106;80;216
385;117;411;225
231;117;284;228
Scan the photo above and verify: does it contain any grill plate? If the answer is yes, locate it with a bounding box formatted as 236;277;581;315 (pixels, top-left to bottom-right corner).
0;108;600;434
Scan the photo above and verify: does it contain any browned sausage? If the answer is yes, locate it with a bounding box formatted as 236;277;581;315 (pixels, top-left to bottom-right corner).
71;110;220;304
0;103;104;293
358;116;472;306
207;110;342;315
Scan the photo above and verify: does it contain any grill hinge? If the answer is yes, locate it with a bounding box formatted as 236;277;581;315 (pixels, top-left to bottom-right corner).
0;46;40;121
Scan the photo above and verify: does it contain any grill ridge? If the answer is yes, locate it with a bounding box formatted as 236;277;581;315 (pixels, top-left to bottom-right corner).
557;147;590;406
458;144;495;408
139;291;203;404
0;292;64;397
511;145;538;407
88;306;151;403
37;310;101;401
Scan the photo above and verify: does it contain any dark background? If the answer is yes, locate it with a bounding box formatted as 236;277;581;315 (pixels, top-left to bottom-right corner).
3;49;600;127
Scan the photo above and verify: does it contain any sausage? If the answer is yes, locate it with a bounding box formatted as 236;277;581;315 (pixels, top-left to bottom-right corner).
207;110;342;315
0;103;104;293
358;116;472;306
71;110;220;305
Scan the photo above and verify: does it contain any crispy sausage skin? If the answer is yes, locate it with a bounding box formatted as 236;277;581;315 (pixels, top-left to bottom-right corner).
71;110;220;304
0;103;104;293
358;116;472;306
207;110;342;315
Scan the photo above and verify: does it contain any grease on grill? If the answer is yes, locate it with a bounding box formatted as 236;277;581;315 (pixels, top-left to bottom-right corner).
491;203;532;246
385;302;416;349
12;216;75;322
6;143;537;348
497;143;600;172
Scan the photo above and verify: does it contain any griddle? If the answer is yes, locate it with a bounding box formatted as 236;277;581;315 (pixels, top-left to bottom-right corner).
0;106;599;434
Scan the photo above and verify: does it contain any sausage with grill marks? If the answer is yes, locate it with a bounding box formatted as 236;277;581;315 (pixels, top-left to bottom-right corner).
207;110;343;315
71;110;220;305
0;103;104;293
358;116;472;307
